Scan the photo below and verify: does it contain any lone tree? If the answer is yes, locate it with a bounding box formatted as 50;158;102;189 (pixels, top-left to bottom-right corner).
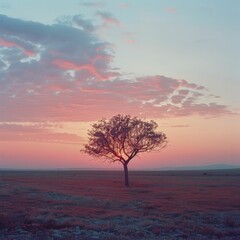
82;114;167;186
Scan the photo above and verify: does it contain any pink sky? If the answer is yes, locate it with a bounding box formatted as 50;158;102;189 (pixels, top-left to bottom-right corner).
0;116;239;169
0;2;239;169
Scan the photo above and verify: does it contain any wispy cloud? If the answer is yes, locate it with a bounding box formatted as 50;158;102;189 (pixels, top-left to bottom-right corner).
55;14;96;32
125;32;136;44
169;125;190;128
80;1;105;7
0;14;234;122
96;11;120;27
167;7;177;14
0;123;83;144
120;3;129;9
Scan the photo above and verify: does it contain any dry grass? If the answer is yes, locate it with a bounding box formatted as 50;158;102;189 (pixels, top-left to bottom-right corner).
0;169;240;239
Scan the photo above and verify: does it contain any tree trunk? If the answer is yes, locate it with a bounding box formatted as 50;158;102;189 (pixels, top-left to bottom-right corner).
123;163;129;187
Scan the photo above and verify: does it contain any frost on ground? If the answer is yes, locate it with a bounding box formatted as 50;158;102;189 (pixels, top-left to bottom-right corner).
0;170;240;239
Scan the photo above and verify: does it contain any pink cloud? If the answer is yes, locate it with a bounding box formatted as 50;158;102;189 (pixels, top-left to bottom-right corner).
169;125;190;128
0;38;15;47
53;59;108;80
0;123;83;144
171;95;186;104
178;89;189;95
0;37;35;56
167;7;176;13
126;39;135;44
179;79;207;90
0;72;233;122
125;32;136;44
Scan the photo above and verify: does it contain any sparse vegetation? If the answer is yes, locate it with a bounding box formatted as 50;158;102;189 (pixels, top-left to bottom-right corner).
0;170;240;239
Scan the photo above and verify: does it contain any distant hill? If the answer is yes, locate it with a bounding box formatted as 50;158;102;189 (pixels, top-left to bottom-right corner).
159;164;240;171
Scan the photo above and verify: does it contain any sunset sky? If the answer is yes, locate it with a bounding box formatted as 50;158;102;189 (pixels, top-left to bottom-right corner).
0;0;239;169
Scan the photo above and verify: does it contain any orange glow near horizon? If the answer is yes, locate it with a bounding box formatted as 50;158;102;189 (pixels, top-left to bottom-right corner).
0;115;239;169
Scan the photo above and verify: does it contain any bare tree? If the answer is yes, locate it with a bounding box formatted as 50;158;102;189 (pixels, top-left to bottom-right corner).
82;114;167;186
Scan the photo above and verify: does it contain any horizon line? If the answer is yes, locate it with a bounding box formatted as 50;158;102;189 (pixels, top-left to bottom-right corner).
1;164;240;172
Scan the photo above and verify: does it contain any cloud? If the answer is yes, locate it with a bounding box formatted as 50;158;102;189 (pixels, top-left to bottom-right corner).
0;14;114;79
80;1;105;7
125;32;136;44
167;7;176;14
0;14;234;122
0;37;35;56
55;14;96;32
171;95;186;104
96;11;120;27
0;123;83;144
169;125;190;128
120;3;129;9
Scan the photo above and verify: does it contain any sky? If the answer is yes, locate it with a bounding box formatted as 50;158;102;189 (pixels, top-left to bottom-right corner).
0;0;239;170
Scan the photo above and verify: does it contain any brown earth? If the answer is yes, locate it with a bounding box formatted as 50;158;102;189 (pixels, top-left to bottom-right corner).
0;169;240;239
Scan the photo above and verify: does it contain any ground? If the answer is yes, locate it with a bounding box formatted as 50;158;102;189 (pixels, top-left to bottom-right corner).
0;169;240;239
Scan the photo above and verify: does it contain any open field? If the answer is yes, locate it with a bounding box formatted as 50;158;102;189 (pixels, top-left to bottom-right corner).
0;169;240;239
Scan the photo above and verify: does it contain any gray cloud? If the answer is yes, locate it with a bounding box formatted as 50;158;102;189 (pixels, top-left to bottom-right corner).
96;11;120;26
0;14;234;122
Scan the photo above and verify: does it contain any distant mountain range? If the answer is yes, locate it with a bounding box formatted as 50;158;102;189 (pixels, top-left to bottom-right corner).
159;164;240;171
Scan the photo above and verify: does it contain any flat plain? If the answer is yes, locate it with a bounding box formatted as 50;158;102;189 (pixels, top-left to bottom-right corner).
0;169;240;239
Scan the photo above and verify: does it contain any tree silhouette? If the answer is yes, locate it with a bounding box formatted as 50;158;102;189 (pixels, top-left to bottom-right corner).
82;114;167;186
